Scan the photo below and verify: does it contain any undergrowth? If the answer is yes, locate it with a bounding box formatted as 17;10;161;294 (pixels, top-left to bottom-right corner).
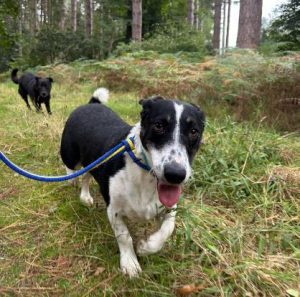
0;53;299;296
7;49;298;131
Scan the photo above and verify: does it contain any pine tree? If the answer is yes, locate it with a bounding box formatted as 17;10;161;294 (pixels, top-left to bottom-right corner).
85;0;92;37
132;0;142;41
236;0;263;48
213;0;222;50
188;0;194;26
71;0;77;32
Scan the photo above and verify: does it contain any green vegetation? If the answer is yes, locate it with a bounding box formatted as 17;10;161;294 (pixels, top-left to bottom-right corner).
0;0;213;72
24;49;299;131
263;0;300;52
0;51;299;296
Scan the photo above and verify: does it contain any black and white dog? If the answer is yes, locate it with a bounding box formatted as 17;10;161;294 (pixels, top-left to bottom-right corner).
11;69;54;114
60;88;205;277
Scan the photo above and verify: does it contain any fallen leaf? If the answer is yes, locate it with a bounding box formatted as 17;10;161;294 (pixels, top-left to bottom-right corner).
55;256;71;269
94;267;105;276
176;284;206;296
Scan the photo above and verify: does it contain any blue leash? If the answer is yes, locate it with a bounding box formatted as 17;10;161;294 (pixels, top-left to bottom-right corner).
0;137;151;182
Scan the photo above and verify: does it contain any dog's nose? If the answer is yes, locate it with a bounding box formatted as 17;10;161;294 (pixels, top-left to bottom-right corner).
164;162;186;184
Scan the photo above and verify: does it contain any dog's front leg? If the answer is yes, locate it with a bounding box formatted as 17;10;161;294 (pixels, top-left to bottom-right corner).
45;100;52;115
32;97;40;112
107;205;142;277
137;209;176;256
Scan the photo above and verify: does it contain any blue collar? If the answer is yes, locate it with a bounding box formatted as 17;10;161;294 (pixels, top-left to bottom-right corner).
122;137;151;172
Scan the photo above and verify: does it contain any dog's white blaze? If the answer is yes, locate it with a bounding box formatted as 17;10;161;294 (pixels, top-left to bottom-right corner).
174;102;183;144
173;102;192;181
146;102;191;181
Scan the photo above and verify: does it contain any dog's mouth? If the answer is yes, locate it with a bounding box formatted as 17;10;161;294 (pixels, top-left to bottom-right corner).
157;182;181;208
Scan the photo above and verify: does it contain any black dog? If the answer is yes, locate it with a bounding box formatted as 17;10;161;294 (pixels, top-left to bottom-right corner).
11;69;54;114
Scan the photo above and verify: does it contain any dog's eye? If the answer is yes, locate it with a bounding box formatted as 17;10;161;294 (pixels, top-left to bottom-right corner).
153;122;164;134
189;128;198;139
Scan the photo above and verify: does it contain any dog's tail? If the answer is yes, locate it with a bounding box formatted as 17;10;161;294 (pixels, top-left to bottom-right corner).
89;88;109;104
11;68;19;84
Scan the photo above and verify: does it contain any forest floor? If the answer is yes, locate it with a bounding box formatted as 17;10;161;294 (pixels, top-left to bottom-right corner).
0;52;299;296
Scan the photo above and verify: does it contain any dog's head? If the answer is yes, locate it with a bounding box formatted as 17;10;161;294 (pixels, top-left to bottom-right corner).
139;96;205;208
35;77;53;99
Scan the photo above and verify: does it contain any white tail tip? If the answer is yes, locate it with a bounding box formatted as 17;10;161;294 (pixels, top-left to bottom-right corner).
92;88;109;104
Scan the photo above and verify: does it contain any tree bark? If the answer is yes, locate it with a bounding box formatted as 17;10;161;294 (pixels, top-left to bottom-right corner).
19;0;23;56
85;0;92;37
213;0;222;50
71;0;77;32
30;0;37;34
47;0;52;26
91;0;94;35
193;0;199;29
188;0;194;26
222;0;226;54
236;0;263;48
132;0;142;42
41;0;47;24
226;0;231;48
60;0;66;31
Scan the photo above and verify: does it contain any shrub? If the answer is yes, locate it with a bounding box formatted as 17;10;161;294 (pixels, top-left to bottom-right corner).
113;22;210;58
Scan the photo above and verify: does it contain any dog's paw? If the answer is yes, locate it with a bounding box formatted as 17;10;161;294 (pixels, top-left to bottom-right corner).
137;239;162;256
120;254;142;278
80;193;94;207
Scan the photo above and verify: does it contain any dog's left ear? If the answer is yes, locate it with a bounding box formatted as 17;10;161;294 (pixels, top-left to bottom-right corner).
48;77;54;83
190;103;205;126
139;99;146;106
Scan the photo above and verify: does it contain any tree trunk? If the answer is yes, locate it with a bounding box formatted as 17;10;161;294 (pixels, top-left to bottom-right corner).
41;0;47;24
85;0;92;37
213;0;222;50
236;0;263;48
226;0;231;48
132;0;142;42
193;0;199;29
187;0;194;26
71;0;77;32
47;0;52;26
222;0;226;54
91;0;94;35
60;0;66;31
19;0;23;56
30;0;37;34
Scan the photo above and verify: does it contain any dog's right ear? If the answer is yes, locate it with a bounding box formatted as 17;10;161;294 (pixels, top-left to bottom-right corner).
48;77;54;83
139;96;165;108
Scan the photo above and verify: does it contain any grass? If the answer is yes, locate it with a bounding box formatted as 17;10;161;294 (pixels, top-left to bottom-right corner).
0;62;300;296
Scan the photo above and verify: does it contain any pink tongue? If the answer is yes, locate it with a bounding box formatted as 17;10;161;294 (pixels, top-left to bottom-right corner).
158;184;181;208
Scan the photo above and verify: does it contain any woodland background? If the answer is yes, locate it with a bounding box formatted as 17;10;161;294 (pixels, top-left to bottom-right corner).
0;0;299;72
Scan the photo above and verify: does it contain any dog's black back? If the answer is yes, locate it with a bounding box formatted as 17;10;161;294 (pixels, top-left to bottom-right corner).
11;69;53;114
60;103;132;203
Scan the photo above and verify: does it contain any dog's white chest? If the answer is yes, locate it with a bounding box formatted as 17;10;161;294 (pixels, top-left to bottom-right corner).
109;158;163;221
